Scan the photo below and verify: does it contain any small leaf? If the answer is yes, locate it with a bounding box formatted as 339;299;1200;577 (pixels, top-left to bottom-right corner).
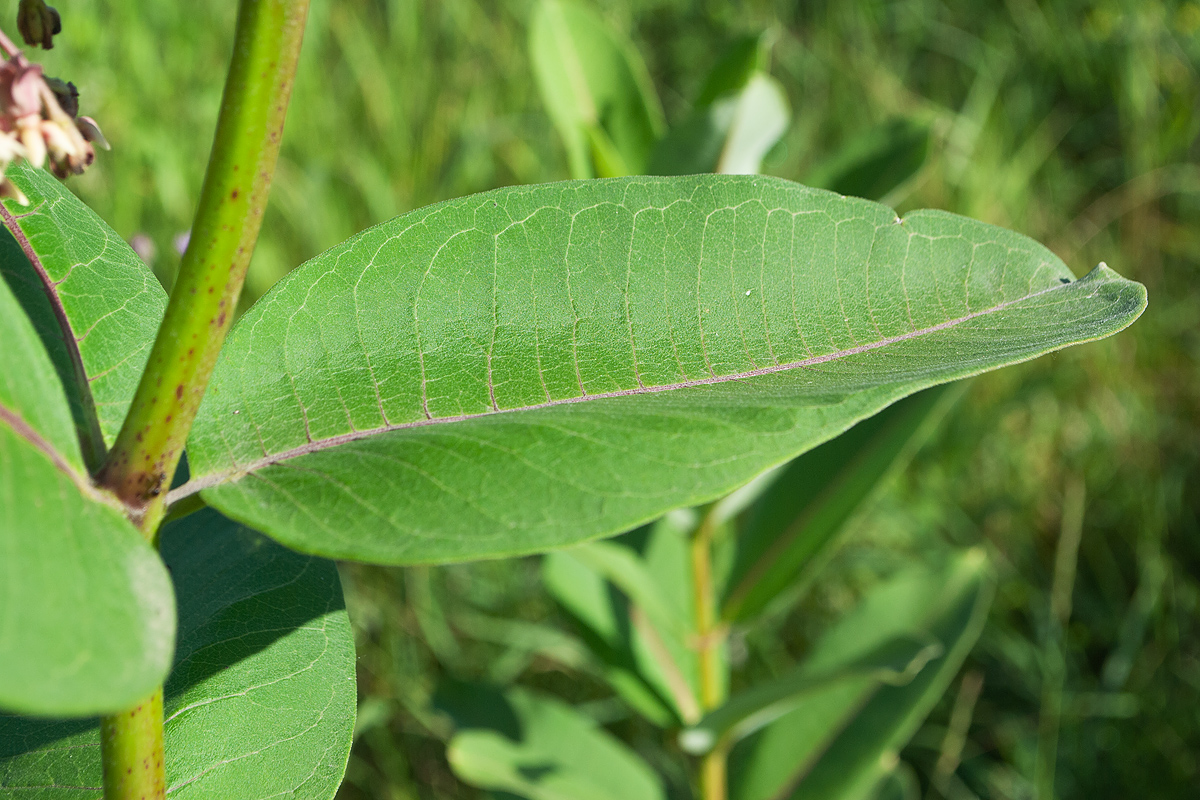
0;510;356;799
728;550;995;800
649;34;789;177
179;176;1145;566
542;549;679;726
0;162;168;465
806;118;931;202
529;0;665;178
0;273;174;717
443;684;666;800
679;635;943;754
721;385;957;623
650;74;790;176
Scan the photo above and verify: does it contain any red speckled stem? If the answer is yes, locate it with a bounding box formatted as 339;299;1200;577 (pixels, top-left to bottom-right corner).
97;2;309;797
98;0;310;539
100;689;165;799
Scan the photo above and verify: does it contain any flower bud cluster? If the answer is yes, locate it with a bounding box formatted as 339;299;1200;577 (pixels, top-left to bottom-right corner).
17;0;60;50
0;52;106;203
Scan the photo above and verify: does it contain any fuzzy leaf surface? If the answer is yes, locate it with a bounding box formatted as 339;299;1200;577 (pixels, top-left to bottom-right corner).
180;175;1145;565
0;510;355;799
0;272;173;717
0;163;167;464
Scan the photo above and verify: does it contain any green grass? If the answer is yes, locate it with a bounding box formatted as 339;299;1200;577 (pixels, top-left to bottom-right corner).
5;0;1198;797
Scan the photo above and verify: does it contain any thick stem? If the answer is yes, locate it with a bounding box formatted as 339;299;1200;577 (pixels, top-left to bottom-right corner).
691;509;727;800
100;689;165;800
97;2;310;797
98;0;310;537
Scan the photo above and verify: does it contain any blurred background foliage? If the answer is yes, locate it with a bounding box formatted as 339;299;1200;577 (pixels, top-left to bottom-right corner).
5;0;1198;797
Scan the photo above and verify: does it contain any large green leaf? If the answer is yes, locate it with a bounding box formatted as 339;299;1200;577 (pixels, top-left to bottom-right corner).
0;163;168;466
0;509;356;799
529;0;665;178
721;385;957;623
442;684;665;800
0;270;174;717
728;550;994;800
177;175;1145;565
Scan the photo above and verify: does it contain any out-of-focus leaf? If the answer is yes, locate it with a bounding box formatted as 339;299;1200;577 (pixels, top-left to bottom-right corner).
529;0;665;178
542;548;680;727
443;684;666;800
806;118;931;202
651;75;789;176
0;270;174;718
649;34;789;176
0;510;356;799
728;549;995;800
0;162;168;465
545;520;705;727
722;385;958;623
179;175;1146;566
694;35;767;109
679;635;942;754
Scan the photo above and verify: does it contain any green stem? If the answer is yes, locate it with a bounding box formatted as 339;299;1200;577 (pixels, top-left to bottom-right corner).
100;689;165;800
690;508;727;800
96;2;310;797
98;0;310;537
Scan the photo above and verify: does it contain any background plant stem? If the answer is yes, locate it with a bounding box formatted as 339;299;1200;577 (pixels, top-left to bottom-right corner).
97;0;311;538
99;689;164;800
691;510;727;800
94;1;311;797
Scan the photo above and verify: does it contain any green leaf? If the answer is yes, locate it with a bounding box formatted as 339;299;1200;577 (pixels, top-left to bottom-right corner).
679;634;943;754
0;509;356;799
529;0;665;178
649;34;789;176
0;162;168;465
650;74;789;176
0;271;174;717
442;684;665;800
693;35;768;109
806;119;931;202
728;550;995;800
178;175;1145;566
542;548;679;726
721;384;958;623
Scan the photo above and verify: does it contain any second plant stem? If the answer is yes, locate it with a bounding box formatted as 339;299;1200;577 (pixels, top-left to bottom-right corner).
692;509;727;800
95;0;311;797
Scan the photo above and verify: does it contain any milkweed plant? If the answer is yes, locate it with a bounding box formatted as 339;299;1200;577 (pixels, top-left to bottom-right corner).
0;2;1145;799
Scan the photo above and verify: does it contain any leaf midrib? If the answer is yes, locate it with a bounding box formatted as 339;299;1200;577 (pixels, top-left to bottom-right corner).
171;277;1094;505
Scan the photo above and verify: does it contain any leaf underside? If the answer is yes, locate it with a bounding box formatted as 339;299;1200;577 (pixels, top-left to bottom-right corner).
180;175;1144;566
0;510;356;800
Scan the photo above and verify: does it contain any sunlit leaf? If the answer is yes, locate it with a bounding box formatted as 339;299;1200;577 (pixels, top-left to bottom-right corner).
0;510;356;799
179;175;1145;566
